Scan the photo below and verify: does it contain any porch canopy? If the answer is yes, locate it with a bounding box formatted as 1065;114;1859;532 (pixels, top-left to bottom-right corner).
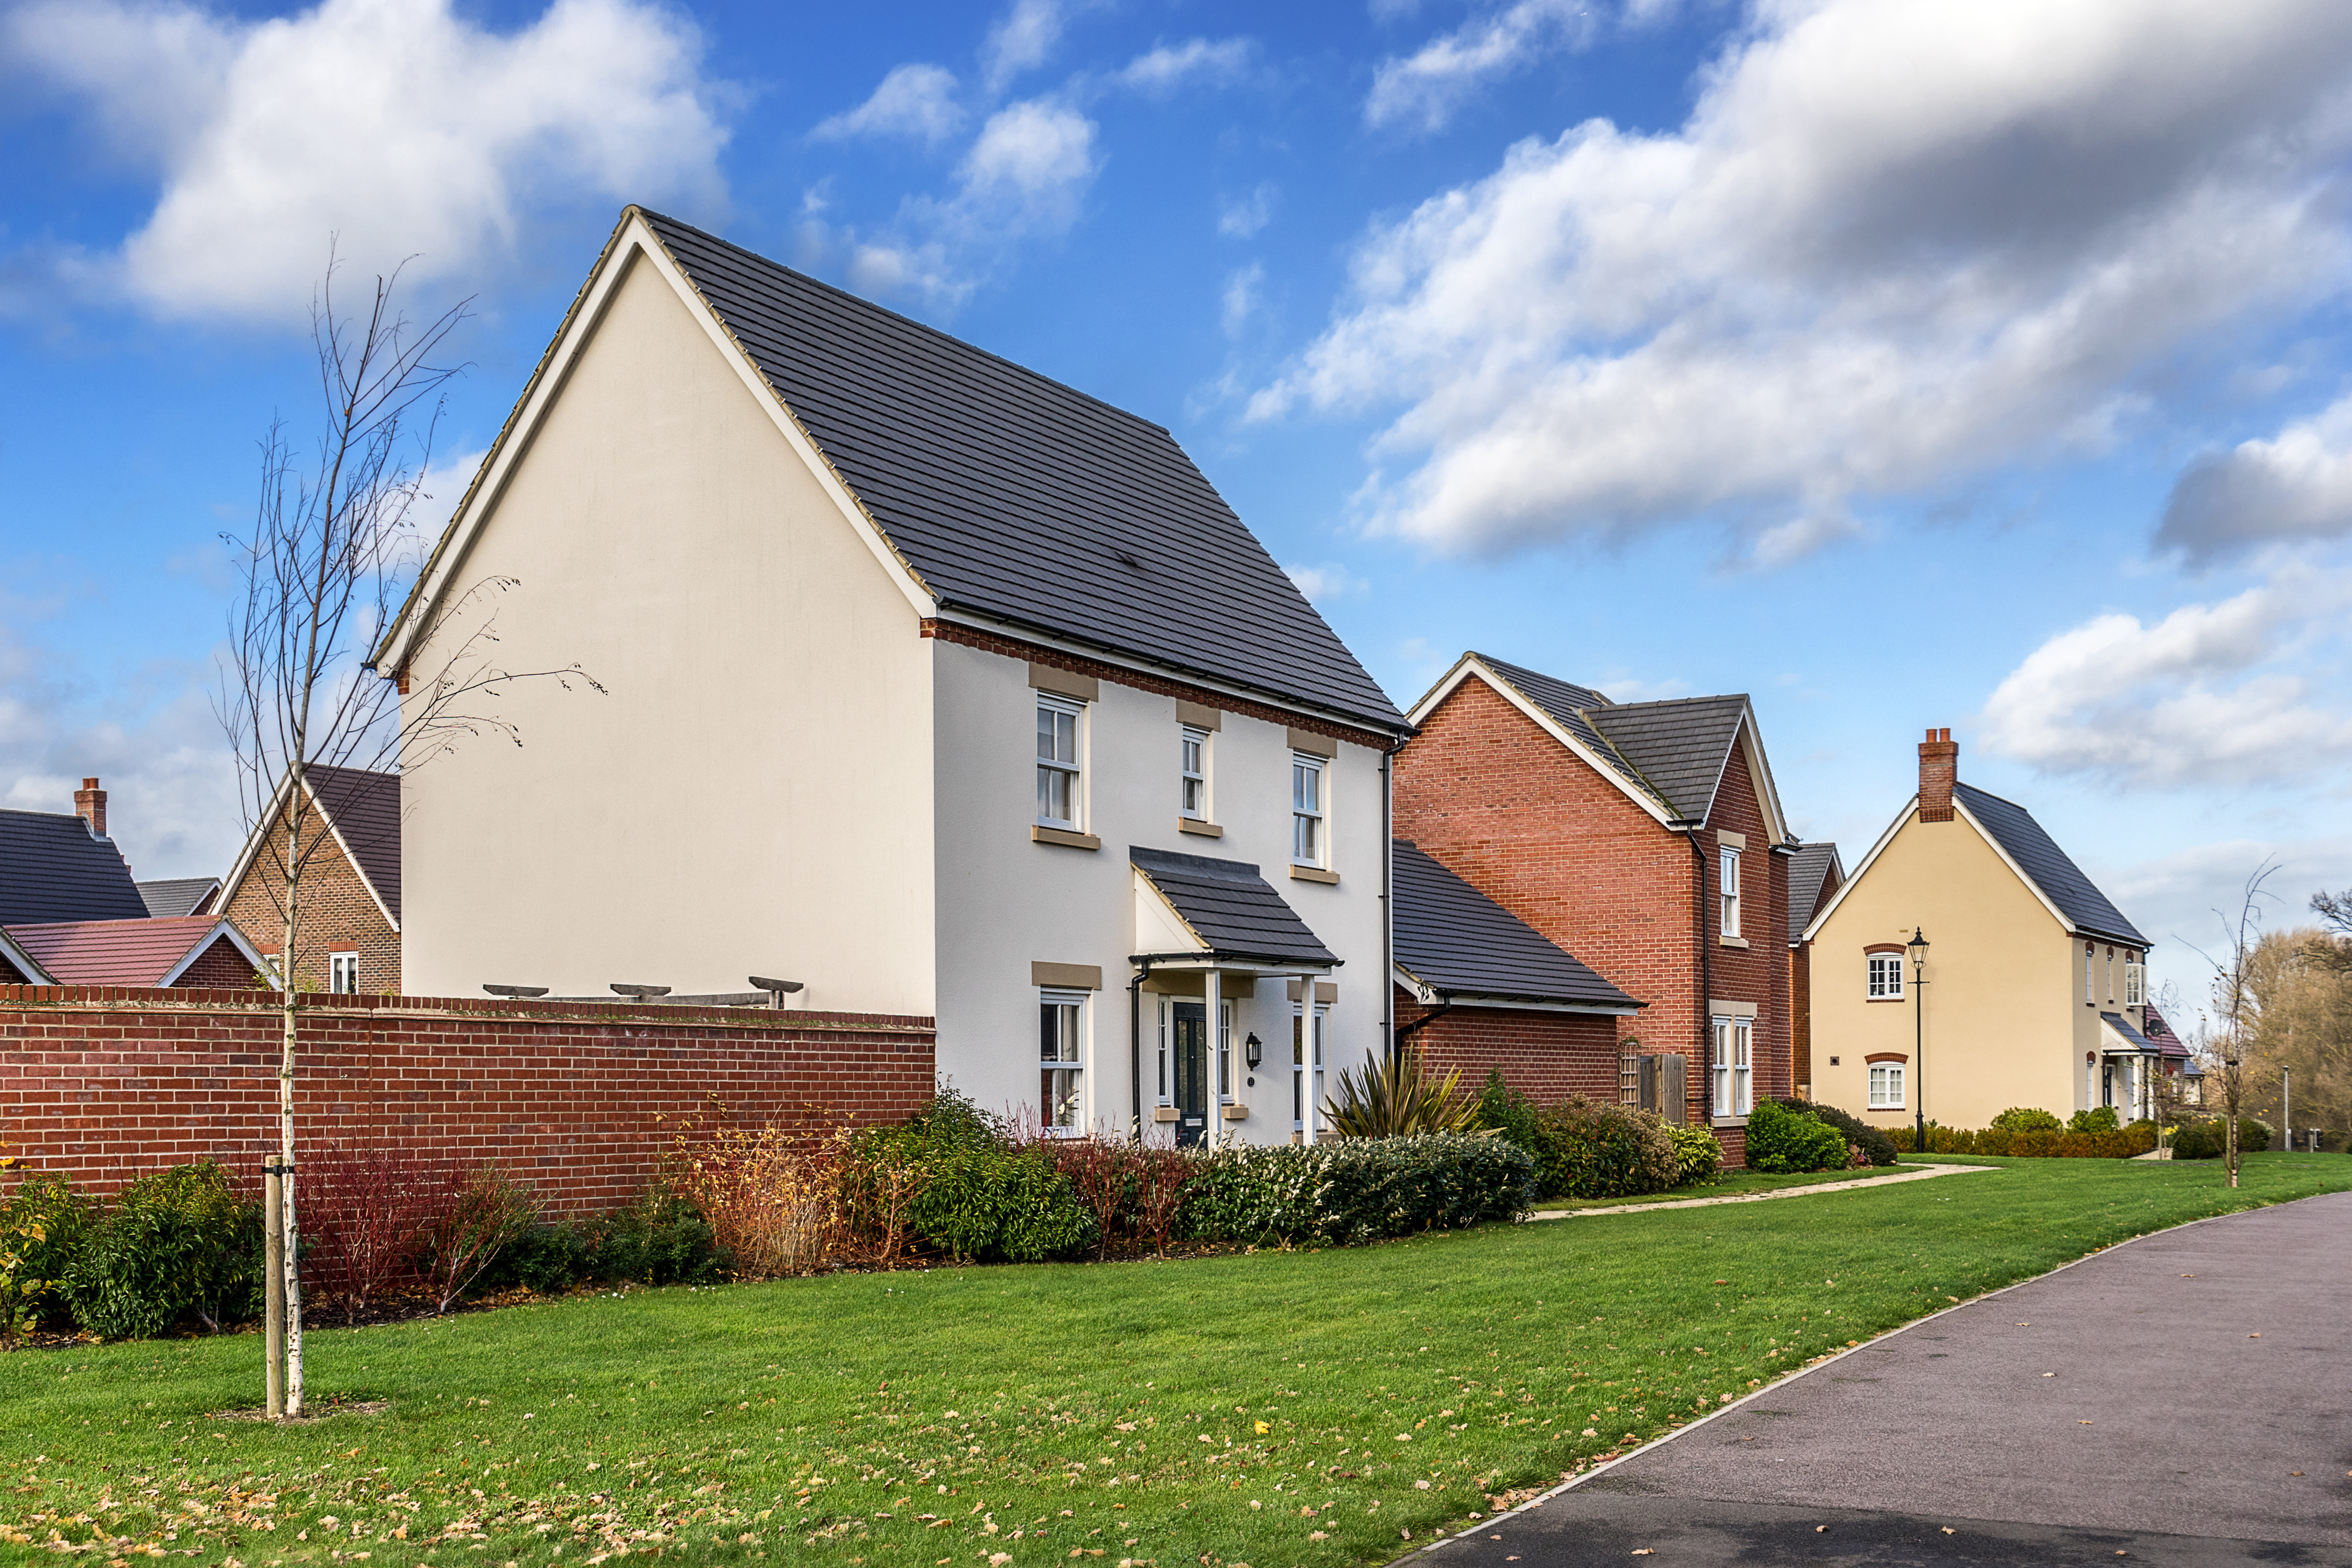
1128;846;1338;977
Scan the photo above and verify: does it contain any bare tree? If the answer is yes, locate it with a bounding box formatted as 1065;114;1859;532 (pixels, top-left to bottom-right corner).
2307;889;2352;973
2181;861;2280;1190
215;252;600;1418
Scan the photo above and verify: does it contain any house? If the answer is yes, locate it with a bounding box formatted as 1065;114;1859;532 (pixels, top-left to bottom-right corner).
1393;653;1799;1157
1392;840;1643;1104
0;916;265;988
0;778;147;925
215;765;402;994
1786;842;1844;1099
368;207;1411;1142
2141;1003;2201;1106
1804;728;2156;1128
137;877;220;918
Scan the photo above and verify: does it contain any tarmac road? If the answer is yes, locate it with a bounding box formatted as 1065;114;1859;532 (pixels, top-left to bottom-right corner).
1425;1188;2352;1567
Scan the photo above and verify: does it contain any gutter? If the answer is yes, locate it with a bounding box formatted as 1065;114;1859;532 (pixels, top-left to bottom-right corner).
1393;997;1453;1048
1382;740;1396;1065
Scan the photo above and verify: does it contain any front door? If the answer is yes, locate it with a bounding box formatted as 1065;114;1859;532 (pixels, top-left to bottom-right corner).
1171;1002;1209;1148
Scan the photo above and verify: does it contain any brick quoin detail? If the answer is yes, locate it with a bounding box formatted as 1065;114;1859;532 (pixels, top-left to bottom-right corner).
221;815;400;995
1395;989;1620;1104
0;987;936;1213
1394;676;1793;1163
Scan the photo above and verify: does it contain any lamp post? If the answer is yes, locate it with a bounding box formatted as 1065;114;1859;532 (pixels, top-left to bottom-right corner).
1907;927;1930;1158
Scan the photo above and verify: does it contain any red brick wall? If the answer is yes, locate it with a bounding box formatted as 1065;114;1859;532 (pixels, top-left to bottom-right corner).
1396;989;1622;1104
1706;743;1793;1108
0;987;934;1213
221;815;400;995
177;935;265;989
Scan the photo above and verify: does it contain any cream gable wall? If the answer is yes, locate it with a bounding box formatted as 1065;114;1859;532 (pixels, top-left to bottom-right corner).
399;250;937;1009
1809;809;2079;1129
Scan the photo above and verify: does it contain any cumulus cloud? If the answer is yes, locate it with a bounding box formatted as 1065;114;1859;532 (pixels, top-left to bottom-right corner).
2100;834;2352;996
813;63;964;145
1979;571;2352;788
1266;0;2352;561
1285;561;1368;604
2157;394;2352;563
1221;263;1265;339
983;0;1097;91
1218;182;1278;239
1111;37;1252;97
7;0;730;325
1365;0;1595;134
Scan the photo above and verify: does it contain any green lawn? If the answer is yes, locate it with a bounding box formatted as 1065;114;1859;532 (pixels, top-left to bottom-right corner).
4;1154;2346;1568
1531;1161;1931;1211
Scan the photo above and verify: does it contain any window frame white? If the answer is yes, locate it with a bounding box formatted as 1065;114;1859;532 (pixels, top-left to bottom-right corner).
2084;942;2095;1004
1719;845;1742;938
1291;753;1327;868
2124;958;2145;1008
1039;987;1088;1135
1292;999;1329;1136
1710;1014;1753;1118
1217;999;1236;1104
1866;952;1905;1000
329;951;360;995
1868;1061;1906;1109
1180;726;1210;821
1155;997;1172;1106
1035;693;1085;831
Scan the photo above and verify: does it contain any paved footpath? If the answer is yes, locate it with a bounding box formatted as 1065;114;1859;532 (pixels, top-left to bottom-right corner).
1426;1190;2352;1567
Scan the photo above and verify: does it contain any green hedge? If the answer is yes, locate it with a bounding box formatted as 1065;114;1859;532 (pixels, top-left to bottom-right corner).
1777;1099;1896;1166
1182;1135;1535;1247
1890;1121;2159;1158
1744;1102;1850;1174
59;1164;263;1340
2170;1119;2271;1159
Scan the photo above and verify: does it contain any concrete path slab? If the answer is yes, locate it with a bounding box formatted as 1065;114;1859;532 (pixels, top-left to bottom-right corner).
1426;1190;2352;1566
1526;1163;1994;1220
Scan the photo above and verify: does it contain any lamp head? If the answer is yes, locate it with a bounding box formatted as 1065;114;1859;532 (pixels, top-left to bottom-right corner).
1245;1032;1264;1069
1906;927;1929;967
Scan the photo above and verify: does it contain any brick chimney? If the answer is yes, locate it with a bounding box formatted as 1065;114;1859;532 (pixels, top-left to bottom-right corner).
73;776;108;837
1918;729;1957;823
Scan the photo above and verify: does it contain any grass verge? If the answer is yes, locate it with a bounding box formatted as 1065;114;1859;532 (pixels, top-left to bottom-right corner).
3;1153;2346;1568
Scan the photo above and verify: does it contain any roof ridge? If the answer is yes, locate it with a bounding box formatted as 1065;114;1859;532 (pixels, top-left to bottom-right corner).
1599;691;1750;713
637;207;1178;442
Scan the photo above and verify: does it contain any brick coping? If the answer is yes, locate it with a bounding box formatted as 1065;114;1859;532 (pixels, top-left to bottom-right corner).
0;984;932;1034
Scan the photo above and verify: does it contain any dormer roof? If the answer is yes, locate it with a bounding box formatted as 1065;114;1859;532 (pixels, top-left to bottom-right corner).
219;765;402;932
0;808;146;925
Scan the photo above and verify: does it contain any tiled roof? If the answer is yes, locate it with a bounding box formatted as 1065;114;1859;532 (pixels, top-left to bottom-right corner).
5;917;240;986
639;212;1406;735
137;877;221;918
1955;783;2147;947
0;927;54;984
0;809;148;925
1129;847;1338;968
2141;1004;2191;1062
1393;841;1639;1009
1786;842;1843;938
307;765;401;925
1469;654;1753;823
2100;1011;2156;1052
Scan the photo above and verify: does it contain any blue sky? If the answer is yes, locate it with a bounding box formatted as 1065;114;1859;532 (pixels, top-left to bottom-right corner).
5;0;2351;1009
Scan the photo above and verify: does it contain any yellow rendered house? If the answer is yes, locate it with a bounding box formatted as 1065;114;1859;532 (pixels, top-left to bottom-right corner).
1803;730;2161;1131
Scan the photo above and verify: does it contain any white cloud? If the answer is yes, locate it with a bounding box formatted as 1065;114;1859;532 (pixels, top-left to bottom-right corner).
812;63;964;145
2158;393;2352;562
1112;37;1252;97
8;0;730;325
1285;561;1368;604
1218;182;1278;239
2099;835;2352;1001
1365;0;1595;134
1979;570;2352;788
983;0;1094;91
1268;0;2352;561
1221;263;1264;339
842;98;1101;307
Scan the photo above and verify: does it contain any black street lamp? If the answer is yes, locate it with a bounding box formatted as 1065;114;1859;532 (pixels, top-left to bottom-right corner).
1907;927;1930;1157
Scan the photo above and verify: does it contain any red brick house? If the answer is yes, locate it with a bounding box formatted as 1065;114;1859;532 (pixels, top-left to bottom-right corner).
1786;842;1844;1099
1;915;266;987
1394;653;1800;1161
217;765;401;994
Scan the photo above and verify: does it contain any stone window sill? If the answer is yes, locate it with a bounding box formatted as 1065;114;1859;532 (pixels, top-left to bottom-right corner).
1719;935;1750;949
1178;818;1224;838
1033;825;1101;851
1711;1115;1749;1129
1290;864;1339;885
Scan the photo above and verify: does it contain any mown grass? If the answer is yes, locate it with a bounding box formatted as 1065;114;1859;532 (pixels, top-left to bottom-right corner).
2;1153;2346;1568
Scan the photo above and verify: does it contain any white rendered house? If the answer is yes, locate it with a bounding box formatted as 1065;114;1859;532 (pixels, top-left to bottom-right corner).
374;208;1412;1144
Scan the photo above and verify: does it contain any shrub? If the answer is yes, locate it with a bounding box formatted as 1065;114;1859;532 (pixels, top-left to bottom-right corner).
1325;1049;1482;1137
1777;1099;1898;1167
62;1163;262;1340
1471;1073;1545;1154
1521;1099;1679;1199
1183;1135;1534;1246
301;1138;443;1323
1744;1102;1850;1174
480;1219;599;1294
417;1168;536;1312
903;1148;1094;1264
2;1173;93;1333
671;1124;845;1278
2067;1106;2121;1135
1992;1106;2064;1134
587;1190;723;1286
1665;1124;1723;1186
2171;1118;2270;1160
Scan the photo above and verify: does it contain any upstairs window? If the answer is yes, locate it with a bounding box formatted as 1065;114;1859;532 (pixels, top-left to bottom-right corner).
1719;846;1742;938
1180;726;1209;820
1040;989;1086;1133
1867;952;1905;999
2084;942;2095;1004
1292;754;1326;867
330;952;359;994
2106;946;2115;1001
2124;957;2145;1007
1036;695;1083;829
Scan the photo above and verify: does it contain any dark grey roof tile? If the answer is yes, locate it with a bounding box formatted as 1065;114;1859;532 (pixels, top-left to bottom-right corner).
1787;842;1843;936
1130;846;1337;967
1956;782;2146;947
307;765;400;925
1586;696;1751;823
136;877;222;918
0;810;147;925
1394;841;1638;1008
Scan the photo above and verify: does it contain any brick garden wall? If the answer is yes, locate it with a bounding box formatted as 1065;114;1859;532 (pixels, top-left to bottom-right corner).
0;986;935;1212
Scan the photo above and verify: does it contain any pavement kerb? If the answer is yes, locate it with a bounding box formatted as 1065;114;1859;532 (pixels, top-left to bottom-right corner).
1524;1161;1996;1221
1407;1187;2313;1559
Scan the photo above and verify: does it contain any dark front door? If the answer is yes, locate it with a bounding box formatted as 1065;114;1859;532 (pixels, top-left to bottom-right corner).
1171;1001;1209;1148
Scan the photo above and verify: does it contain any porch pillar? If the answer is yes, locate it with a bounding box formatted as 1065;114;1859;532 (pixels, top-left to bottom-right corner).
1205;966;1225;1148
1300;970;1317;1147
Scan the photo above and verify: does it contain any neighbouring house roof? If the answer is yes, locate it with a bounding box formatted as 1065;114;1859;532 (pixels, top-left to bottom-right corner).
1786;842;1843;941
1955;783;2146;947
2141;1004;2191;1062
1129;847;1338;968
0;926;56;984
219;765;402;932
137;877;221;918
1392;841;1641;1011
4;916;265;987
0;808;148;926
2099;1011;2157;1055
1442;653;1787;836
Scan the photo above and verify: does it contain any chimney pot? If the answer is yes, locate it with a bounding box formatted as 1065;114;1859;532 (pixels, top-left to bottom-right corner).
73;777;108;838
1918;728;1957;824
